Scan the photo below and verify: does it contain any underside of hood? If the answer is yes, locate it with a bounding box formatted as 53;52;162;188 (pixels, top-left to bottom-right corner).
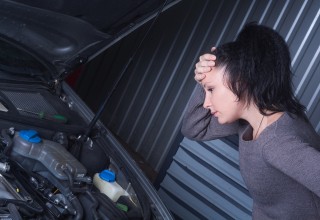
0;0;180;82
10;0;175;34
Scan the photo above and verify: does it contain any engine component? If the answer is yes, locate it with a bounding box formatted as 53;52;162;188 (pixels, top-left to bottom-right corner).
0;162;10;172
10;130;87;181
0;174;24;200
93;170;129;202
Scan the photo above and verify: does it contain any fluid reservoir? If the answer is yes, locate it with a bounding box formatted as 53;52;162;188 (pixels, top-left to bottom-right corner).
10;130;87;181
93;170;128;202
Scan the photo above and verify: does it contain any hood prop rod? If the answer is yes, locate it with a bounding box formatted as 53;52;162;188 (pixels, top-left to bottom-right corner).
81;0;169;142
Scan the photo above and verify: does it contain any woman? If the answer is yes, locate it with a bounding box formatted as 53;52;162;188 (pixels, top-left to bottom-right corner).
181;23;320;219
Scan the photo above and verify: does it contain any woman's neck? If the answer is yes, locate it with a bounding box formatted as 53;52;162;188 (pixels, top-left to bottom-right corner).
241;106;284;140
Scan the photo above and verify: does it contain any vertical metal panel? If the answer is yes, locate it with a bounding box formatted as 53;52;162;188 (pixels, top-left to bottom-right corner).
75;0;215;171
158;137;252;219
74;0;320;179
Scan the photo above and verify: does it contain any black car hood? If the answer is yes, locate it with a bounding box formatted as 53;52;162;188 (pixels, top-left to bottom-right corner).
0;0;179;81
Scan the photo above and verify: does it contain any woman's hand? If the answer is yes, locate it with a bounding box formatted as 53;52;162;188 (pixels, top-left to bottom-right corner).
194;47;216;83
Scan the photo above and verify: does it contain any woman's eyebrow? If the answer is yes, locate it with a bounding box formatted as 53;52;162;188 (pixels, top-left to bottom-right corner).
201;82;208;89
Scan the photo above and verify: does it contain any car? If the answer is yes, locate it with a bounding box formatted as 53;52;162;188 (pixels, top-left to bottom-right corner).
0;0;178;219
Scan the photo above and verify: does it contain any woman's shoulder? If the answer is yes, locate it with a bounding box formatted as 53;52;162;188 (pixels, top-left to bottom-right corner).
262;112;320;154
275;113;318;137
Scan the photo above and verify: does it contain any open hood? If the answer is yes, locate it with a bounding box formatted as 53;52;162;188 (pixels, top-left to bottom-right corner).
0;0;179;82
0;1;181;219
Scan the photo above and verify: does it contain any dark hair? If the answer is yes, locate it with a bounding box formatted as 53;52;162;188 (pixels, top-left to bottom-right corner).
213;23;306;117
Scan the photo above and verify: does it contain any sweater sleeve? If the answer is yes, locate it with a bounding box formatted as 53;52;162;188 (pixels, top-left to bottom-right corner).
263;135;320;197
181;84;239;141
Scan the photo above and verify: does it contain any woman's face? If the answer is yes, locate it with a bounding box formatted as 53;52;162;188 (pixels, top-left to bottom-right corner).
201;66;245;124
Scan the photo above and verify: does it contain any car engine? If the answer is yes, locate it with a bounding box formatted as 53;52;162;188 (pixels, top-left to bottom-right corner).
0;128;142;219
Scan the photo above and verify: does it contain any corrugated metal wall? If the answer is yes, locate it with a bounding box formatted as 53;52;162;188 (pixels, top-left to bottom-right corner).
158;137;253;219
75;0;204;171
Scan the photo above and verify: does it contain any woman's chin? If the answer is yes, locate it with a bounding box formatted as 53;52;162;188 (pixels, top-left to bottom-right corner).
217;117;227;124
217;117;236;124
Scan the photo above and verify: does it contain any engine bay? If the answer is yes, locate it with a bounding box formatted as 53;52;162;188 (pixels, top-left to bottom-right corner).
0;126;144;219
0;84;150;219
0;123;147;219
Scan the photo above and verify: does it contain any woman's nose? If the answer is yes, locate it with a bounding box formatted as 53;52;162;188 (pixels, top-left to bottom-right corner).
203;94;211;109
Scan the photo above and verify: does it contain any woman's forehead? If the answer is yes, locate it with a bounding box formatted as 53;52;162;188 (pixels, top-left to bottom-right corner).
202;66;227;86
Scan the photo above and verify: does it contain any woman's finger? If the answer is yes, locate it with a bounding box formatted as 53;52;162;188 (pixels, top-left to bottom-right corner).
199;53;216;62
194;72;206;82
196;60;215;69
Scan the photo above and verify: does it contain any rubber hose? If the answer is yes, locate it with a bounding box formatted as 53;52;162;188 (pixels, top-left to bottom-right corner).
7;203;22;220
1;129;12;156
0;199;43;213
85;190;100;220
68;194;83;220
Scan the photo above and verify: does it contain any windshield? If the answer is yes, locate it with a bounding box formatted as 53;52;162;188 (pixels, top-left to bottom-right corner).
0;38;48;79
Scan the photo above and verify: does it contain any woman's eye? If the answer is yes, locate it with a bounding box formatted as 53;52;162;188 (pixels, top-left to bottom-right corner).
207;88;214;93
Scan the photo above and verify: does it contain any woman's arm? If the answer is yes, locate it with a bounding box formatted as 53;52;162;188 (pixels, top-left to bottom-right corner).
181;84;239;141
263;133;320;197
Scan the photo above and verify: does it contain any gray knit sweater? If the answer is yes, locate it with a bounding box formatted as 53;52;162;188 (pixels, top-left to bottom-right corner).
181;85;320;219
